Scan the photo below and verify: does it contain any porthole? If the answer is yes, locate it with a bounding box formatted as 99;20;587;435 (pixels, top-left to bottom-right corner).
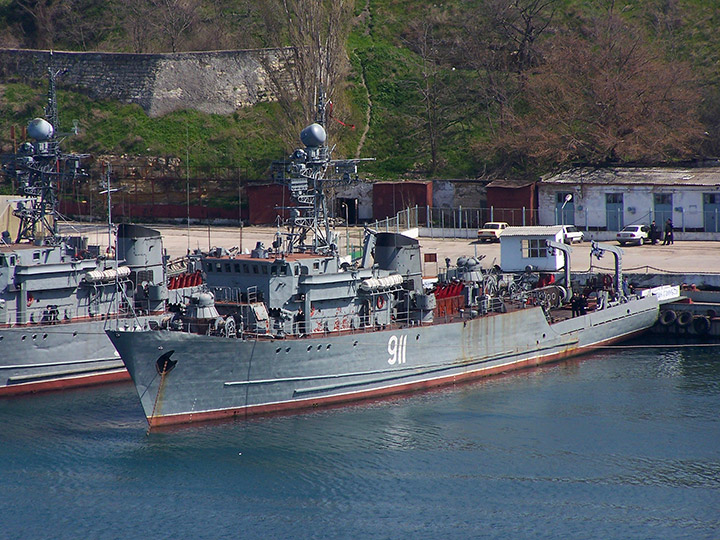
326;344;331;350
21;335;26;341
416;334;420;340
43;334;48;339
285;347;291;353
73;331;78;337
32;334;37;340
307;345;312;352
317;345;322;351
353;340;358;346
276;347;281;354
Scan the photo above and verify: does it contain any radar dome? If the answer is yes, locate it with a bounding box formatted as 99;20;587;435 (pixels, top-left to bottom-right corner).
300;123;326;147
27;118;54;141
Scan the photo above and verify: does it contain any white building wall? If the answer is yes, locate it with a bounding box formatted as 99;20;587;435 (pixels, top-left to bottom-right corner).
538;185;711;231
500;234;565;272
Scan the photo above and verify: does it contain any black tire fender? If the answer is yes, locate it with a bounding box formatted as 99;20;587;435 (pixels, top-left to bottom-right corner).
659;310;677;326
677;311;693;327
693;315;711;335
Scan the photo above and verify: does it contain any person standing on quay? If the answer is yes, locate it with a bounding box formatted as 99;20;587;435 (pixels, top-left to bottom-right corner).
662;218;674;245
650;220;658;245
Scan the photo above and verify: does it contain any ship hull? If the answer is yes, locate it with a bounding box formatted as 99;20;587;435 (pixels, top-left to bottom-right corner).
0;318;153;396
108;296;660;427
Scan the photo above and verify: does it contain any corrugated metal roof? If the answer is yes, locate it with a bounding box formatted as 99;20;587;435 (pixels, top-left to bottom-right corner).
541;166;720;186
500;225;563;237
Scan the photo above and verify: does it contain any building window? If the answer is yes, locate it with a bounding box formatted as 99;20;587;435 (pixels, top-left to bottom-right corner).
522;239;547;259
654;193;672;205
704;193;719;204
606;193;623;203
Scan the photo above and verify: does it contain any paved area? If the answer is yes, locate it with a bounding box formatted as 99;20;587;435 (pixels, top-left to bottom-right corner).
60;222;719;276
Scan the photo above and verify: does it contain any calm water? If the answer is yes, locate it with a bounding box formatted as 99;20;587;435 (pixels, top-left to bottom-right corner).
2;339;719;539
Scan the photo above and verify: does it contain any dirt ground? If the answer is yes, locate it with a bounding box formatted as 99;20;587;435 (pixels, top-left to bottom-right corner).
60;222;719;276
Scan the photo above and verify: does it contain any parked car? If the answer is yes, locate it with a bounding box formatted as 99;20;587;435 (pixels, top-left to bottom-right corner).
561;225;584;244
617;224;651;246
477;222;508;242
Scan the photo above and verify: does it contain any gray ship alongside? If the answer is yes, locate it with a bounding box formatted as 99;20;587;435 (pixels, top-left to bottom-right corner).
108;91;680;428
0;69;199;395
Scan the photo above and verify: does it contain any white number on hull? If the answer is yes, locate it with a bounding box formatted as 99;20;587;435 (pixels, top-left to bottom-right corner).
387;334;407;365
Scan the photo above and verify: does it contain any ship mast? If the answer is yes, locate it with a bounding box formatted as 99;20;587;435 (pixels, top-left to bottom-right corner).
272;88;371;254
1;62;87;244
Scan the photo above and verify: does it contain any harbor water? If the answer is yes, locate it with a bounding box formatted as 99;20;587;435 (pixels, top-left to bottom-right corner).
2;337;718;539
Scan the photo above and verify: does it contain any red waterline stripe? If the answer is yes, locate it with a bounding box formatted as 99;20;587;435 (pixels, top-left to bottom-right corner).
0;369;130;397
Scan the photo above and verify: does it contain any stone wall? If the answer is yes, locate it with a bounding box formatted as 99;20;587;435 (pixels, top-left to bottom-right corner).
0;48;292;117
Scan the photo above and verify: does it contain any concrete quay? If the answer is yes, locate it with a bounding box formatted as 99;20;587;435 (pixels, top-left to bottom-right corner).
61;222;719;283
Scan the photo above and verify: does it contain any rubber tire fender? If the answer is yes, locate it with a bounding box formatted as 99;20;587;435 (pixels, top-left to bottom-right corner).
659;310;677;326
677;311;693;328
693;315;711;335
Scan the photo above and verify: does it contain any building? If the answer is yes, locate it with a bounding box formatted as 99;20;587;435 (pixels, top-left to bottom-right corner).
499;226;566;273
538;166;720;234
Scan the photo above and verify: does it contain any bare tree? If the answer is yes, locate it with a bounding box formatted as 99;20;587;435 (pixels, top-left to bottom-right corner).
459;0;557;135
402;9;466;174
15;0;71;49
149;0;201;52
113;0;154;52
493;12;703;168
252;0;353;148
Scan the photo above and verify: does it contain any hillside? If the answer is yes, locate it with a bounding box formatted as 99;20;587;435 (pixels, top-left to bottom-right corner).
0;0;718;182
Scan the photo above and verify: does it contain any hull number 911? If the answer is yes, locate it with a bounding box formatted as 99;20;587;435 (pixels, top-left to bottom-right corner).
387;335;408;365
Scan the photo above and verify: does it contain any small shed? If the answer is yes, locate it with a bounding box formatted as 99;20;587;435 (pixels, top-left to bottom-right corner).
499;226;565;272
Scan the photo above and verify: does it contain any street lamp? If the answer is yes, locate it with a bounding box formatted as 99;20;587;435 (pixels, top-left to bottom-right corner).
561;193;573;225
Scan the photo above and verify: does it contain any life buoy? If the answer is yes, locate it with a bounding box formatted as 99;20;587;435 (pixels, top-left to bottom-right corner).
693;315;711;335
659;310;677;326
27;293;34;307
376;295;385;309
677;311;693;328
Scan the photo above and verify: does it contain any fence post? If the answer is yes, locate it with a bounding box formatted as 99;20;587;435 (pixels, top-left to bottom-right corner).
490;206;494;222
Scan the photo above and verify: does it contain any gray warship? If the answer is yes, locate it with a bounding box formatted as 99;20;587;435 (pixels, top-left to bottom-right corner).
0;68;200;395
108;91;680;428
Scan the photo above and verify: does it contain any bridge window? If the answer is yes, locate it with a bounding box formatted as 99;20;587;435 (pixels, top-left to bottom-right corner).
205;262;213;272
224;263;231;273
252;265;259;274
215;263;222;272
234;263;240;273
243;264;249;273
262;265;268;274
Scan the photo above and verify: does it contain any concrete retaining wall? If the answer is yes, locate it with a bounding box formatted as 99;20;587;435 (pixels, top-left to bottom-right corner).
0;48;292;117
